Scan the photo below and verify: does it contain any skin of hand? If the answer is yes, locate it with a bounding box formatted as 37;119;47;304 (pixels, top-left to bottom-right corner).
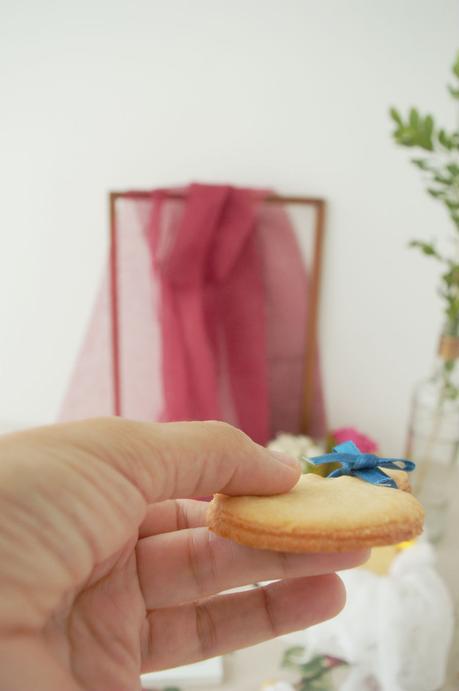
0;418;369;691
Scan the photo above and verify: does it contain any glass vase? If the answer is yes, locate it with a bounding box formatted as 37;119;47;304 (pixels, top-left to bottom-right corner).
405;333;459;543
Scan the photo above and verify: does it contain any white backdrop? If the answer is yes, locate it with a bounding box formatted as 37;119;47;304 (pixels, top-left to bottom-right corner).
1;0;458;453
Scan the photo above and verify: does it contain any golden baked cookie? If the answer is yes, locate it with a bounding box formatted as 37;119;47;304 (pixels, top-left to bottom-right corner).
207;473;424;553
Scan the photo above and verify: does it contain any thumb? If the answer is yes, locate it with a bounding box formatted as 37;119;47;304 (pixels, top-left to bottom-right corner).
32;418;301;502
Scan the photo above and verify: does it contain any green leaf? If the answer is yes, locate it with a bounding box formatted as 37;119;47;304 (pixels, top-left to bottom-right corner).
411;158;429;170
448;84;459;99
427;187;445;199
284;645;305;657
282;645;307;669
452;51;459;79
445;383;459;401
409;107;419;128
439;129;455;149
422;114;434;149
442;270;454;287
410;240;433;254
389;107;403;126
433;173;451;184
409;240;443;260
397;131;417;147
424;114;434;135
442;267;459;290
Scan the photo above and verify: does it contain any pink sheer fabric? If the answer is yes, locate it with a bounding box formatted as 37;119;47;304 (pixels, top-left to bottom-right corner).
60;184;326;443
146;185;270;443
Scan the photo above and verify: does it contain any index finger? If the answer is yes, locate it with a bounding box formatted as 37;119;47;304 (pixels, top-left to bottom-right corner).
36;418;301;503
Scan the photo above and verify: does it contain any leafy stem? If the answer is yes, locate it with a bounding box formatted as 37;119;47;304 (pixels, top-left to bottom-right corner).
390;51;459;378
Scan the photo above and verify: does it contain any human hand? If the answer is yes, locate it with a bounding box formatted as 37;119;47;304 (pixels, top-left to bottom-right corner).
0;419;368;690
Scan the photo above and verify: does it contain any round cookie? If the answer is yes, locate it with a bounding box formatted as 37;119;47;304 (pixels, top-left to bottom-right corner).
207;474;424;553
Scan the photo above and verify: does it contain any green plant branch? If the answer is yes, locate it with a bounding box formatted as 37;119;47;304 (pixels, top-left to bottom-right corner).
390;51;459;361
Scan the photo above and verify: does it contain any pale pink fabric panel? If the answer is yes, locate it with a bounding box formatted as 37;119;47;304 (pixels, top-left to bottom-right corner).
118;198;163;421
59;271;113;420
59;198;164;422
256;203;326;438
206;188;270;444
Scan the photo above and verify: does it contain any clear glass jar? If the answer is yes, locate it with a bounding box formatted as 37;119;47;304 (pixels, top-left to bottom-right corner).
406;334;459;542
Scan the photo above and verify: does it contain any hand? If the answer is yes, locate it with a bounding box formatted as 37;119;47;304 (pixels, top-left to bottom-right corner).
0;419;368;691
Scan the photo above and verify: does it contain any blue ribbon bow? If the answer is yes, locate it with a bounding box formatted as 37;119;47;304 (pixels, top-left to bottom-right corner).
308;440;416;488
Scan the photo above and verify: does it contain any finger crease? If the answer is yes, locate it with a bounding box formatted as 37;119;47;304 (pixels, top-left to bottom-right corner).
187;533;207;598
195;601;218;657
220;459;241;494
258;585;278;638
190;459;208;499
175;500;188;531
205;532;219;588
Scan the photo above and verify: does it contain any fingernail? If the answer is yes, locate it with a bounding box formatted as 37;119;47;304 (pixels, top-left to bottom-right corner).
268;450;301;471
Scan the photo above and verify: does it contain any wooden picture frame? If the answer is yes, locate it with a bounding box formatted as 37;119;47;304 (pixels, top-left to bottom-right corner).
108;190;326;435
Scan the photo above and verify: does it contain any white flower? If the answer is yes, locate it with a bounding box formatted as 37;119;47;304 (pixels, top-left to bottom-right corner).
267;433;324;470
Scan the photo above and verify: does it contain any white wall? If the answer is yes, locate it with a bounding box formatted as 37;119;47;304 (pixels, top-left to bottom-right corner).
1;0;458;452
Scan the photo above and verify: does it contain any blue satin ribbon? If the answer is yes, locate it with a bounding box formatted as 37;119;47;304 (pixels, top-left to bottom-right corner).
309;440;416;489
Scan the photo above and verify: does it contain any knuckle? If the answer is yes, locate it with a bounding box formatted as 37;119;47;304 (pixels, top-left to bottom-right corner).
205;420;236;437
205;421;251;451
